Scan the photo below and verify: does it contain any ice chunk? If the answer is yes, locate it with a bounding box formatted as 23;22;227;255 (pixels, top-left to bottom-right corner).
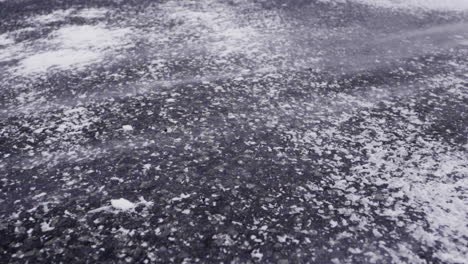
251;249;263;261
122;125;133;131
111;198;136;211
41;222;54;232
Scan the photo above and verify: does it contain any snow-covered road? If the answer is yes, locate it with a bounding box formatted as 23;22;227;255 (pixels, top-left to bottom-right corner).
1;0;467;263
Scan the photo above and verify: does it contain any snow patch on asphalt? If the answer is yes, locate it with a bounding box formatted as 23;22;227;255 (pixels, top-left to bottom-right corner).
458;39;468;46
0;33;13;46
347;0;468;11
30;9;75;24
40;222;54;232
14;24;132;75
18;49;101;74
111;198;136;211
75;8;108;19
30;7;108;23
163;1;264;58
0;7;129;77
350;128;468;263
90;197;154;213
52;24;128;50
122;125;134;132
284;73;468;263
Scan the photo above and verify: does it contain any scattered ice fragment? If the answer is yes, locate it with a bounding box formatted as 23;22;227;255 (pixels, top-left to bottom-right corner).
88;205;111;214
32;192;47;199
349;248;363;254
40;222;54;232
138;197;154;207
110;177;124;183
111;198;136;211
171;193;190;202
213;233;235;246
122;125;134;131
75;8;108;19
373;228;382;237
277;235;287;243
251;249;263;261
33;128;45;134
331;258;340;264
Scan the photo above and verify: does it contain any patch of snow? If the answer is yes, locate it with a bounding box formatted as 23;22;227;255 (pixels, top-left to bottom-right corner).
32;192;47;199
29;7;108;24
213;26;259;56
281;71;468;262
138;197;154;208
213;233;235;246
75;8;108;19
110;177;124;183
163;2;264;58
91;197;154;213
31;9;75;24
122;125;134;131
40;222;54;232
88;205;112;214
251;249;263;261
348;0;468;11
170;193;191;202
0;33;13;46
111;198;136;211
13;24;132;75
17;49;101;74
52;25;129;50
458;39;468;46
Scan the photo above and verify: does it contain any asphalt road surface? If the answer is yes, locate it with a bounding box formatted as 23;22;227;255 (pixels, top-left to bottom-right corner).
1;0;467;263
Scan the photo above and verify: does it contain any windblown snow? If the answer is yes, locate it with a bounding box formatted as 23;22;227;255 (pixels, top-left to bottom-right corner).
17;24;130;75
346;0;468;11
0;33;13;46
0;9;131;76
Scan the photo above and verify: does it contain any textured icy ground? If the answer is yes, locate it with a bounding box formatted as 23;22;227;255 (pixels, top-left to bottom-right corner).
0;0;467;263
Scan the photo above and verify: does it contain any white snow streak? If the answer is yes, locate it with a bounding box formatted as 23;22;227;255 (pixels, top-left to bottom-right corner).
0;33;13;46
18;50;101;74
348;0;468;11
14;24;132;75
